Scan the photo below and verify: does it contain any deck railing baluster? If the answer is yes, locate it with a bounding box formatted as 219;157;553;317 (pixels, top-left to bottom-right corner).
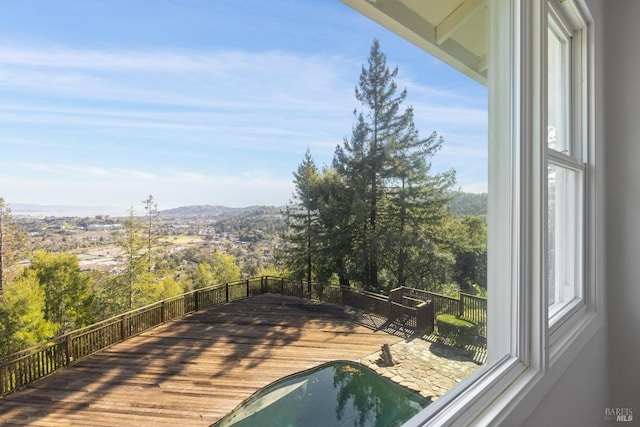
0;277;485;397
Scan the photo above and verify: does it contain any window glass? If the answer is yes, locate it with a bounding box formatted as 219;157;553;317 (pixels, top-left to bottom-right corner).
546;6;586;326
547;26;570;154
547;162;583;317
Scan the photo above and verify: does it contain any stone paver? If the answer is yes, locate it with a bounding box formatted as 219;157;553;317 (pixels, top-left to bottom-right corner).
360;338;482;400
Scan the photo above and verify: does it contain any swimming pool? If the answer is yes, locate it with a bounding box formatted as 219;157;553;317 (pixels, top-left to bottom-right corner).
211;361;430;427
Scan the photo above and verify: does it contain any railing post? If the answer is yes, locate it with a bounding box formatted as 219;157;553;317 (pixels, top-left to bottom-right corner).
65;335;73;366
194;290;200;311
120;315;127;341
417;302;434;334
458;295;464;317
389;288;403;322
0;363;5;395
246;279;250;297
226;283;229;302
161;301;166;323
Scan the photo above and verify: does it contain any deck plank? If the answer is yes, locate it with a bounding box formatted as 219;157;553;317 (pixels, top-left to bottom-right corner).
0;294;401;426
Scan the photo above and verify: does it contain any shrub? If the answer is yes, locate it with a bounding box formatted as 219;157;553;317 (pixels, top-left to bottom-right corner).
435;314;478;346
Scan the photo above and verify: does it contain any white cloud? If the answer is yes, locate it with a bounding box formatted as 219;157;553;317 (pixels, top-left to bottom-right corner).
0;45;357;108
0;45;225;71
1;43;488;206
2;163;293;208
460;181;488;193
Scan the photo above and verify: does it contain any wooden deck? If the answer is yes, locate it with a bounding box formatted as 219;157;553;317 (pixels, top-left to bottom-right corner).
0;294;402;426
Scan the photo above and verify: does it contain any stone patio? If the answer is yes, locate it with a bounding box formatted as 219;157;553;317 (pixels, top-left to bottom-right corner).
359;337;484;400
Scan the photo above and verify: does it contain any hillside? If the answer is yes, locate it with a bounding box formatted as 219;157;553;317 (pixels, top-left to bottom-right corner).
160;205;260;218
213;206;286;242
447;192;487;217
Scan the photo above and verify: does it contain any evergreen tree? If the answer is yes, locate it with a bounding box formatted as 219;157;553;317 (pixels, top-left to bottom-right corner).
282;150;322;283
117;208;147;308
384;130;455;288
142;195;160;272
448;215;488;291
88;270;124;321
332;38;455;291
309;167;361;286
0;197;29;296
332;116;371;286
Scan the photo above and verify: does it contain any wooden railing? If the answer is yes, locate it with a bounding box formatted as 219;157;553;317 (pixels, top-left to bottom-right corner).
402;287;487;339
1;276;479;398
0;277;265;398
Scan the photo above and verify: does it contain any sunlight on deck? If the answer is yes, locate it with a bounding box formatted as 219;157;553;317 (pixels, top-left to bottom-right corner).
0;294;402;426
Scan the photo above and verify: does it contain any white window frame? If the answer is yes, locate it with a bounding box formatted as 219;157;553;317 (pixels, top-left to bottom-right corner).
543;1;597;360
352;0;602;425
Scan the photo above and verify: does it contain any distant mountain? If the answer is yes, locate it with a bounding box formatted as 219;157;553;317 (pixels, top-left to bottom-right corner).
10;203;126;217
8;203;282;219
160;205;268;218
448;192;487;217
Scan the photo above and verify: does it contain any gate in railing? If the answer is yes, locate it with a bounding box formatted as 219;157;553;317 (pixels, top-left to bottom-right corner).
402;287;487;339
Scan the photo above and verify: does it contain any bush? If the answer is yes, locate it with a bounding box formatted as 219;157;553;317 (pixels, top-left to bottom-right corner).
435;314;478;346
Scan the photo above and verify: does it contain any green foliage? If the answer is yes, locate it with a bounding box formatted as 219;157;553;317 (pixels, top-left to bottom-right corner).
0;271;56;355
116;209;148;308
28;250;95;335
281;39;457;293
192;262;216;290
435;314;478;346
214;206;286;240
141;195;160;271
444;214;487;291
134;275;183;307
429;283;461;298
209;251;241;283
1;197;30;294
447;192;487;217
471;283;488;298
89;270;126;320
254;264;286;278
281;149;322;284
190;251;241;290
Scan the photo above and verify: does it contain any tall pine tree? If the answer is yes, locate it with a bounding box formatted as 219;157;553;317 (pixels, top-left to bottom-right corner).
282;39;457;292
333;39;455;291
282;149;321;284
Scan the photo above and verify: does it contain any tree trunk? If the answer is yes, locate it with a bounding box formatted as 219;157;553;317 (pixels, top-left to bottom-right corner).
397;177;407;287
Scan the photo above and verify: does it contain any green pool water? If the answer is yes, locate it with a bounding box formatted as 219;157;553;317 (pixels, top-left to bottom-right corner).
211;361;431;427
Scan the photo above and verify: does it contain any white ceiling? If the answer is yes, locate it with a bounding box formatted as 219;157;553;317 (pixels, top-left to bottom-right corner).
342;0;488;85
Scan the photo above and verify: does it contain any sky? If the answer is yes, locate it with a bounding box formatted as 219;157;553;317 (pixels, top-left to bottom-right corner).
0;0;487;215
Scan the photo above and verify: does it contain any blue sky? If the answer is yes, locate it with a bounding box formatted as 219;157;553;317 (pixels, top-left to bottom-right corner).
0;0;487;213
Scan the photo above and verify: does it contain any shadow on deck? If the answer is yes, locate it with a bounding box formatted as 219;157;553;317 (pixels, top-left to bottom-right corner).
0;294;402;427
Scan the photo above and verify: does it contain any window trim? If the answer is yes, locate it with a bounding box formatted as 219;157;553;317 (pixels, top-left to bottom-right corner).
413;0;600;424
545;0;596;353
341;0;602;425
545;0;587;331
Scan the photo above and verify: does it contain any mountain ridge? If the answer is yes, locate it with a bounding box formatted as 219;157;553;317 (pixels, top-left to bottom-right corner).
159;205;274;217
9;203;279;218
